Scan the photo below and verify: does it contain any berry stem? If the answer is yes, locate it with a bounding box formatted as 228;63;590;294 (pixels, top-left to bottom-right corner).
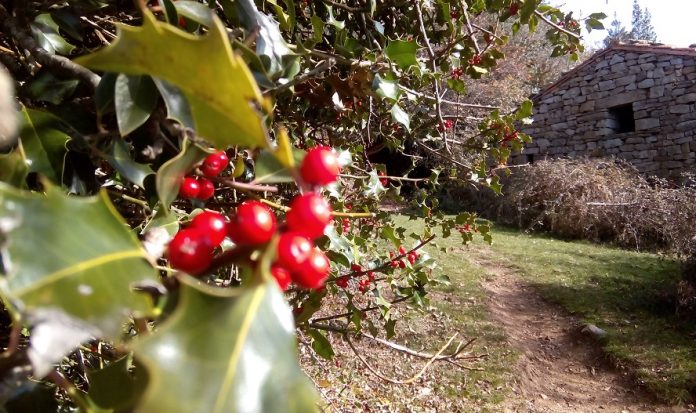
215;177;279;193
333;211;374;218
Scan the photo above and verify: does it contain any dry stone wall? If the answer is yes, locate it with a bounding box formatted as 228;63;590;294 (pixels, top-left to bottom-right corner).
515;46;696;177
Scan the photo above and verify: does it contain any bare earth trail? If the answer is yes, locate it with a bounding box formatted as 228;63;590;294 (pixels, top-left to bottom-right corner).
471;249;686;413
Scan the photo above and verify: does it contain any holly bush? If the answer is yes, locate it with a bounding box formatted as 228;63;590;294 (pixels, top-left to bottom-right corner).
0;0;603;411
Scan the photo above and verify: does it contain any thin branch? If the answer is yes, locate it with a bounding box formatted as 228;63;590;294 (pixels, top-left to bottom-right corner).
0;5;100;91
319;0;367;13
458;1;481;55
398;85;499;110
219;178;279;193
414;0;448;153
311;295;414;323
270;58;336;93
345;332;459;384
534;10;581;39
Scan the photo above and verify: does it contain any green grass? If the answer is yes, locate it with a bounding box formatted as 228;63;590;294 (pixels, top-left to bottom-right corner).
473;226;696;403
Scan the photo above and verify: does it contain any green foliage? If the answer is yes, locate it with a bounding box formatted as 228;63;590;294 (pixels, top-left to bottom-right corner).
0;0;602;411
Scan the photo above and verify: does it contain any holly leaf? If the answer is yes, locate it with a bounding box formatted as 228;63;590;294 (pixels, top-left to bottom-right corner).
30;14;75;55
87;356;146;410
384;40;418;70
18;107;70;182
0;147;28;188
174;1;215;27
75;9;268;149
391;103;410;132
105;138;154;188
372;75;398;101
133;278;318;413
153;78;194;129
114;74;159;136
363;169;388;199
0;182;158;340
253;147;305;184
155;139;210;209
236;0;295;78
308;329;334;360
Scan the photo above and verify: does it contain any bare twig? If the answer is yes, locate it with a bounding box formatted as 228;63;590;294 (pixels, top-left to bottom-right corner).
271;58;336;93
319;0;367;13
0;5;100;91
414;0;449;153
398;85;499;110
345;333;459;384
219;178;279;193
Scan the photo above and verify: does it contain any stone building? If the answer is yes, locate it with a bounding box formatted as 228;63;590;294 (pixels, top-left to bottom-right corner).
515;42;696;177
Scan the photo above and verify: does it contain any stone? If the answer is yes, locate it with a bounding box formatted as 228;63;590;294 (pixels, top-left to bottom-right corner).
676;93;696;104
638;78;655;88
649;86;665;98
599;80;615;91
670;105;691;114
635;118;660;130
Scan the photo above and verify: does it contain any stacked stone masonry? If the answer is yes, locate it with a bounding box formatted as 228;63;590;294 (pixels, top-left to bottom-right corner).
514;43;696;177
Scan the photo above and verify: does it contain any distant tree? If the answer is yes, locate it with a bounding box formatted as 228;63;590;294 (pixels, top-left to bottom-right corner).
629;0;658;42
603;12;630;47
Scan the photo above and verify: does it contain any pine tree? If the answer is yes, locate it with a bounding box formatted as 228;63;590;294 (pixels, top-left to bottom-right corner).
603;12;630;47
629;0;658;42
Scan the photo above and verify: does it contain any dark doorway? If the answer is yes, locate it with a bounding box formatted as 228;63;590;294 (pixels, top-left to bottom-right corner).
608;103;635;133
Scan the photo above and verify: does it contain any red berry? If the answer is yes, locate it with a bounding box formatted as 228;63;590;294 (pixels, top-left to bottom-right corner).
398;246;407;255
407;254;417;264
276;232;313;274
336;276;349;288
228;201;277;246
398;260;406;269
293;248;330;289
509;2;520;15
201;151;229;177
271;265;292;291
190;211;227;246
179;176;200;199
378;171;388;186
196;177;215;200
351;264;362;272
300;146;341;186
286;193;333;240
167;228;214;275
390;260;399;269
367;271;375;281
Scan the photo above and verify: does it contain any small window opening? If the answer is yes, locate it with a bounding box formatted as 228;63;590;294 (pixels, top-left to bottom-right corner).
526;154;535;164
608;103;635;133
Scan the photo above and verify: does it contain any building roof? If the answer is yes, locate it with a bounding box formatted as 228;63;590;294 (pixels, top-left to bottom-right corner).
532;42;696;100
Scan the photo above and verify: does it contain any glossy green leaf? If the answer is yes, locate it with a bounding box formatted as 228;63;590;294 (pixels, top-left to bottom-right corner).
30;14;75;55
236;0;294;78
153;78;194;129
75;9;268;149
88;356;145;410
115;74;159;136
253;147;305;184
133;278;318;413
174;1;214;27
308;329;334;360
0;147;28;187
18;107;70;182
310;15;325;43
22;72;79;105
372;75;398;101
0;182;158;340
95;73;118;116
155;139;209;209
390;103;410;132
105;138;154;188
517;99;534;119
384;40;418;70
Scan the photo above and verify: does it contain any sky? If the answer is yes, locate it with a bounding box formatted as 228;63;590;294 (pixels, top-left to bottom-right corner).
552;0;696;48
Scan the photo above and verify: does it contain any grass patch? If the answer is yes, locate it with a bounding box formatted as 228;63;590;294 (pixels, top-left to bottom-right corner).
472;226;696;403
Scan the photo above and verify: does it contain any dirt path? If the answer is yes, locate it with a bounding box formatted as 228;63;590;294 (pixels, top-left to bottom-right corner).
473;252;683;413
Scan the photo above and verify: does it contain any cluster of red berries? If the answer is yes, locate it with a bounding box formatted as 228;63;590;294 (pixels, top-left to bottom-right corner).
456;223;479;233
502;130;519;147
468;54;482;65
437;119;454;132
334;264;376;293
167;146;342;292
450;67;463;80
389;246;420;269
179;151;229;201
451;9;461;19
